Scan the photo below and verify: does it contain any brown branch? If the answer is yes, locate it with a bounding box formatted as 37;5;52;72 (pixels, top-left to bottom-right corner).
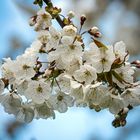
43;0;65;28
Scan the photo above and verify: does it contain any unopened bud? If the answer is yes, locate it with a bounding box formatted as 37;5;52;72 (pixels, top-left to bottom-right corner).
112;119;120;128
1;78;9;88
131;60;140;68
95;106;101;112
88;26;102;38
115;114;120;119
29;16;37;26
67;11;75;19
120;120;126;127
122;107;129;114
45;69;52;77
127;104;133;110
80;15;86;26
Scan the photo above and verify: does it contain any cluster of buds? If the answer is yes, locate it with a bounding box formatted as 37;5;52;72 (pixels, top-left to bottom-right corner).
112;105;133;127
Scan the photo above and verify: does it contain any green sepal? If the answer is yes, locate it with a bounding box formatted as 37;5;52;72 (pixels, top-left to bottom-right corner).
45;6;61;18
63;18;71;25
33;0;43;7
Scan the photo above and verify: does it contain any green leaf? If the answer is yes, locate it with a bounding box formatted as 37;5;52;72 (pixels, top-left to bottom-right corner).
93;39;108;49
104;72;113;86
112;71;123;83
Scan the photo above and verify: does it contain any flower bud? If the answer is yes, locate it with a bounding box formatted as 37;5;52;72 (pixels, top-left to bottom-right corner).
131;60;140;68
45;69;52;77
120;120;126;127
29;16;37;26
122;107;129;114
88;26;102;38
67;11;75;19
80;15;86;26
127;104;133;110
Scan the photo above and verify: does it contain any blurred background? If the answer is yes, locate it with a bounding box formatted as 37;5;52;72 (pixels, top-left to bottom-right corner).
0;0;140;140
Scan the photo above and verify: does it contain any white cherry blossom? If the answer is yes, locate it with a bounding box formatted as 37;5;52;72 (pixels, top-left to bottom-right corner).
34;9;52;30
112;63;135;88
84;42;115;73
34;102;55;119
15;55;36;80
16;104;34;123
83;42;100;64
25;40;43;55
45;26;61;51
37;30;51;44
85;84;109;109
121;84;140;106
49;91;74;113
73;64;97;85
95;46;115;73
114;41;128;61
1;58;16;84
70;80;86;106
108;94;124;114
0;93;22;115
0;80;4;94
62;25;77;37
65;57;82;74
24;80;51;104
56;74;71;93
48;40;83;69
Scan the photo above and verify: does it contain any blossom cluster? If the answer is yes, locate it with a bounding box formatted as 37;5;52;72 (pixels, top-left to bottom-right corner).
0;8;140;127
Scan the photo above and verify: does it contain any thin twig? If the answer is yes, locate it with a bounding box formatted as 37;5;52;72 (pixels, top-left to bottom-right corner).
43;0;65;28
